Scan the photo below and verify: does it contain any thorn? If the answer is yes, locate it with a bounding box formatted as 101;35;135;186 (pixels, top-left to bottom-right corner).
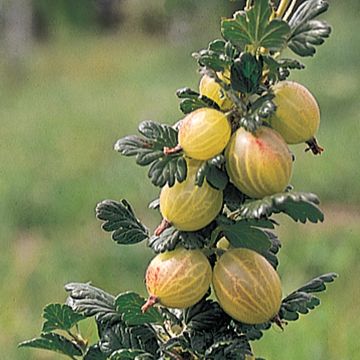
305;137;324;155
154;218;171;236
141;295;158;313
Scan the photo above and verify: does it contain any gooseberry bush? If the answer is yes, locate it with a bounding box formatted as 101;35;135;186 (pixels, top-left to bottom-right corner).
20;1;338;359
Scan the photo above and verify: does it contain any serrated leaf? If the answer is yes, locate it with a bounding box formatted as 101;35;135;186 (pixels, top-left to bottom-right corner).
183;299;229;331
99;322;159;357
280;273;338;321
148;198;160;210
176;87;220;114
193;40;236;73
96;199;149;245
233;321;272;341
42;303;86;333
65;282;120;324
148;227;181;253
231;53;263;94
205;336;252;360
239;191;324;223
288;0;331;57
148;155;187;188
138;121;177;145
263;230;281;269
84;344;108;360
220;220;272;254
19;333;82;357
148;227;208;253
223;183;247;211
180;231;209;250
206;165;229;191
222;0;290;51
296;272;338;293
109;349;154;360
263;56;305;82
115;292;163;326
115;121;185;187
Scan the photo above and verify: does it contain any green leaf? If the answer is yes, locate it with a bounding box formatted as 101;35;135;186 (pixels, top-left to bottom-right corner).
231;53;263;94
206;165;229;191
96;199;149;245
288;0;331;57
221;0;290;51
84;345;107;360
263;230;281;269
19;333;82;357
183;299;229;331
115;292;163;326
148;198;160;210
176;87;220;114
204;336;252;360
239;191;324;223
115;121;186;187
193;39;237;73
148;155;187;188
297;272;338;293
223;183;247;211
148;227;181;253
148;227;209;253
232;321;271;341
263;56;305;82
42;303;86;333
65;282;120;324
109;349;154;360
220;220;272;255
195;157;229;191
99;322;159;357
280;273;338;321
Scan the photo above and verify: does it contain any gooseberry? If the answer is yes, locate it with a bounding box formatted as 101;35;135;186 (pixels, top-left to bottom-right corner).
160;159;223;231
178;108;231;161
225;126;293;199
199;73;233;111
269;81;320;144
212;248;282;324
144;247;212;309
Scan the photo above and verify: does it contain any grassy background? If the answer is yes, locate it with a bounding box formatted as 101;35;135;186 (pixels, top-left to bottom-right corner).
1;2;359;359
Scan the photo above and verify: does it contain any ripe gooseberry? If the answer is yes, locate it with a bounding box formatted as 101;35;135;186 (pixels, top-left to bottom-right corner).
160;159;223;231
212;248;282;324
269;80;320;144
225;126;293;199
199;72;233;111
144;247;212;309
178;108;231;161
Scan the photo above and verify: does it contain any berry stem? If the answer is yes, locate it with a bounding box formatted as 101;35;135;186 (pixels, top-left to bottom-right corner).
305;137;324;155
275;0;291;18
154;218;171;236
141;295;159;313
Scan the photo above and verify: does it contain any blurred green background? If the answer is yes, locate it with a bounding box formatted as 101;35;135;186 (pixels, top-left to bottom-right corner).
1;0;359;359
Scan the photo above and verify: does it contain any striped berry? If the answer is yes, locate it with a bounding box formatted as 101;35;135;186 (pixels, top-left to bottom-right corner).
225;126;292;198
269;81;320;144
178;108;231;161
144;248;212;309
160;159;223;231
212;248;282;324
199;72;233;111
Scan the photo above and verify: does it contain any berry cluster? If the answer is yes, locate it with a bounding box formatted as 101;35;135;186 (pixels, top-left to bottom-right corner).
144;68;321;325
